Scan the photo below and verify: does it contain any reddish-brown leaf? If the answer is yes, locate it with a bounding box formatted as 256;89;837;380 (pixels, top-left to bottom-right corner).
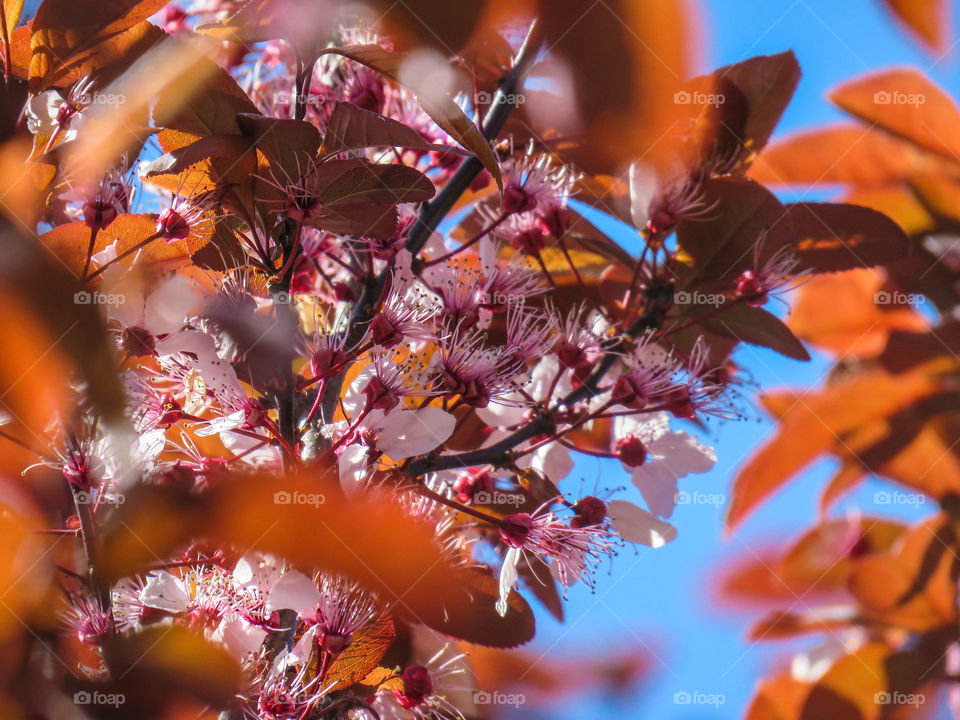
785;202;910;272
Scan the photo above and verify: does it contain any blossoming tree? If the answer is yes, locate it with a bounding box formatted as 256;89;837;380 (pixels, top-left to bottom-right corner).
0;0;916;718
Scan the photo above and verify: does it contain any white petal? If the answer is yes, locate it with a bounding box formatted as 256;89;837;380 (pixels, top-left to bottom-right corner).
26;91;62;135
631;466;679;518
531;442;573;483
647;431;717;475
144;275;197;335
377;407;456;459
496;547;522;617
607;500;677;548
266;570;321;614
211;615;267;659
629;162;658;230
195;409;244;436
140;571;192;613
338;444;370;496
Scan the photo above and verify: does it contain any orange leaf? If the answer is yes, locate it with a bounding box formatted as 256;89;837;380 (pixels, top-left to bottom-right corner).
787;269;925;359
829;69;960;165
726;369;941;531
325;612;395;689
881;0;949;52
848;516;957;631
750;125;958;187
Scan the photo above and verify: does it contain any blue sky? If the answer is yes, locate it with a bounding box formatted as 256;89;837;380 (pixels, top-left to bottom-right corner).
519;2;957;719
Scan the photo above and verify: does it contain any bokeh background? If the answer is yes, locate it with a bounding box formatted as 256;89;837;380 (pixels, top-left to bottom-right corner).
524;1;958;718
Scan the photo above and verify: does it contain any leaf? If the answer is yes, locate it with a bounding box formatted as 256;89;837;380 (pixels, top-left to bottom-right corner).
703;304;810;361
426;569;536;648
848;515;958;631
829;69;960;165
2;0;24;32
322;44;502;191
745;672;810;720
785;202;910;272
725;369;942;531
800;643;895;720
41;214;210;276
0;219;124;422
325;613;395;689
236;113;321;179
66;35;257;184
701;50;801;172
787;269;925;359
102;625;243;713
140;134;257;179
537;0;694;175
676;176;794;289
747;606;857;642
29;0;168;90
716;517;906;606
881;0;949;51
516;555;563;622
750;125;956;187
321;101;464;157
319;163;435;206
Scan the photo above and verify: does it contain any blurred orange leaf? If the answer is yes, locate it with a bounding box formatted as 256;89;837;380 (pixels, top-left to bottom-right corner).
726;369;942;531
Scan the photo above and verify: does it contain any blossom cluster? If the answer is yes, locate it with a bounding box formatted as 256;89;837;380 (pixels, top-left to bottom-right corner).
19;5;806;719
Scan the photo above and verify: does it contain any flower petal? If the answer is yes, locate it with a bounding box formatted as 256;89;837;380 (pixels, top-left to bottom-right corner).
607;500;677;548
